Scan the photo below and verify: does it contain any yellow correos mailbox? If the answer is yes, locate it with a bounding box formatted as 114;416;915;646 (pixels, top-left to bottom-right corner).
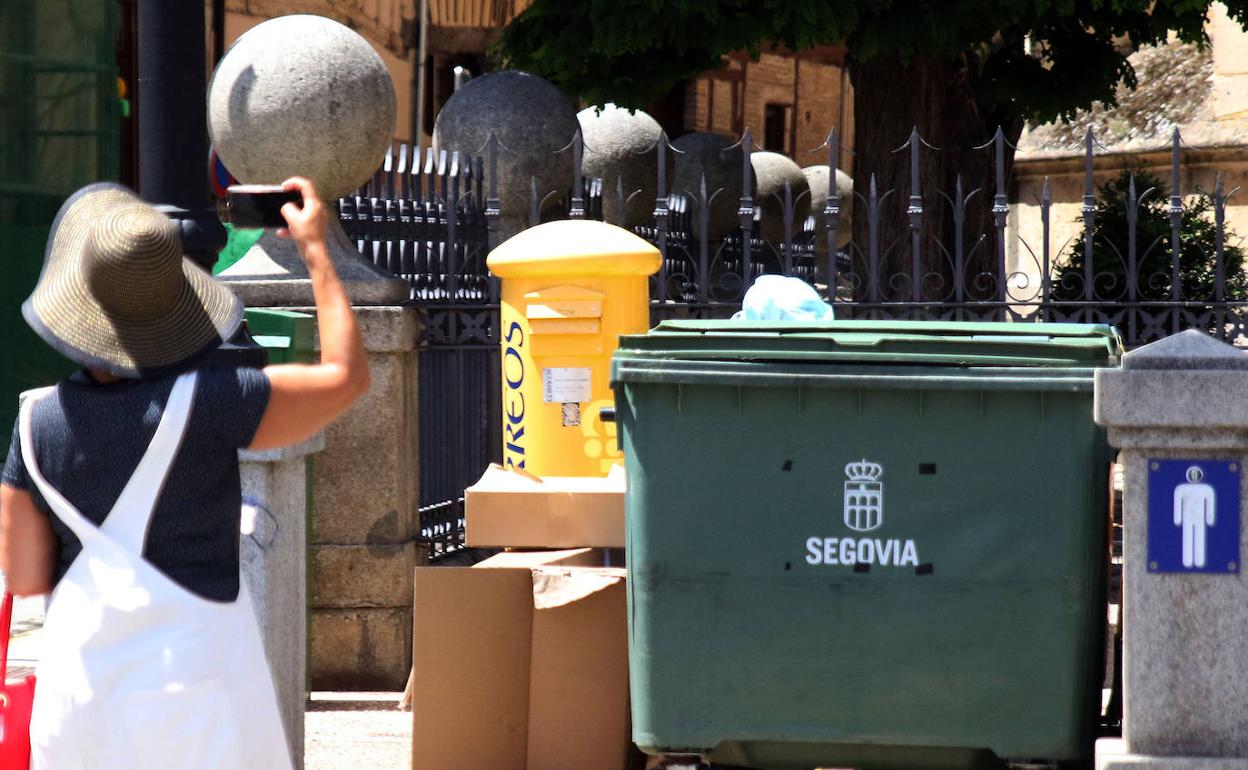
487;219;661;477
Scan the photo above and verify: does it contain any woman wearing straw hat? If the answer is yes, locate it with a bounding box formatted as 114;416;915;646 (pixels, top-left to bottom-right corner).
0;176;366;770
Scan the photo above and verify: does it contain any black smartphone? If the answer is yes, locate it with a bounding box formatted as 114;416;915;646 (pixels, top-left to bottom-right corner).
227;184;302;229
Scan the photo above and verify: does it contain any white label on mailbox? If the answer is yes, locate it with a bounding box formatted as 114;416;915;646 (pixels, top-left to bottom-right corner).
542;367;592;403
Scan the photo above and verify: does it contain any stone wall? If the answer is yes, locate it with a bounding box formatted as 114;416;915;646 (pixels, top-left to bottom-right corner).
682;60;746;137
220;0;415;58
1010;151;1248;301
1210;2;1248;124
682;52;853;172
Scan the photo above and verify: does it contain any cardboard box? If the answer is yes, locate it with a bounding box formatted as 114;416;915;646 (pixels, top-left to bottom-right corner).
411;549;630;770
472;548;609;569
465;465;626;549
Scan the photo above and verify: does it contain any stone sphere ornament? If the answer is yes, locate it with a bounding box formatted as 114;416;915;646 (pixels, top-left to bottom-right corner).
672;132;752;241
578;104;672;228
209;14;405;306
207;14;396;201
750;152;811;245
802;164;854;250
434;71;578;240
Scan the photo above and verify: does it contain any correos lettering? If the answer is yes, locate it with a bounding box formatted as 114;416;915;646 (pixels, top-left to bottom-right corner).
503;321;526;468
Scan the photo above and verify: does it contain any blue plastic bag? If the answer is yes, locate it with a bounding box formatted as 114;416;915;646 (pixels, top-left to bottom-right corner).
732;275;834;322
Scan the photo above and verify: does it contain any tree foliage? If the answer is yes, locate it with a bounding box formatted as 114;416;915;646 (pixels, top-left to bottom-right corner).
497;0;1247;126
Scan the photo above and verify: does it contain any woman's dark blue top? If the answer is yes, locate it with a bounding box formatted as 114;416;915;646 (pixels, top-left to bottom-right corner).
2;366;271;602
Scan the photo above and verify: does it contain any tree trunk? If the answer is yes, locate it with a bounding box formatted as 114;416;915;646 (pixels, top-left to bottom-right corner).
847;54;1024;309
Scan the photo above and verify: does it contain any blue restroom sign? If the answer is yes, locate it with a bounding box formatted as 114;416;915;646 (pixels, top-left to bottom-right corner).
1148;459;1240;574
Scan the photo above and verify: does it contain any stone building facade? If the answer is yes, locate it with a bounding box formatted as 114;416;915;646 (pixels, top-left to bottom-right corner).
681;47;854;172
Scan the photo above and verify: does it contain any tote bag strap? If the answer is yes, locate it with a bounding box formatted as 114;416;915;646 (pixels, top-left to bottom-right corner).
18;388;107;549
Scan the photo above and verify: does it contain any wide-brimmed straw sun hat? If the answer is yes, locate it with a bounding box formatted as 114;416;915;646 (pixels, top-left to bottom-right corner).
22;183;243;377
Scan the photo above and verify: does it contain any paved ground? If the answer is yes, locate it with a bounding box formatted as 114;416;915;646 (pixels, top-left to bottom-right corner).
307;692;410;770
2;577;412;770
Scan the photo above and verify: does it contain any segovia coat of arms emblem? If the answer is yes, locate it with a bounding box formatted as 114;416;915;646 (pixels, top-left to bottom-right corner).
844;459;883;532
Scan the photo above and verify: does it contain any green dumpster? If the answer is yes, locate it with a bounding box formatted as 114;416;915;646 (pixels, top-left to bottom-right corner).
612;320;1122;770
244;308;316;365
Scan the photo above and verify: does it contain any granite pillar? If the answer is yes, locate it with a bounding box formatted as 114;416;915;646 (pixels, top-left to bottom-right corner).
239;434;324;770
220;245;419;690
1095;330;1248;770
272;305;421;691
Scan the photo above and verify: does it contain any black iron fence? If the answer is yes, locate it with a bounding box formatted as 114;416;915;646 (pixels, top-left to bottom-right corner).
340;145;496;559
339;126;1247;557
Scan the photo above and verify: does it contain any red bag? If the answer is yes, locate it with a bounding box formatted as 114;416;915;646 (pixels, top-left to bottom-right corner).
0;593;35;769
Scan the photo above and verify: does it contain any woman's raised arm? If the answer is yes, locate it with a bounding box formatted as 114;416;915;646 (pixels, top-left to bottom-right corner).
247;177;370;451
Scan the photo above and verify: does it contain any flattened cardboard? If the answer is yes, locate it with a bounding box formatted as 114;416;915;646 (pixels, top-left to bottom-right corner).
411;551;630;770
410;567;533;770
526;570;629;770
465;465;626;549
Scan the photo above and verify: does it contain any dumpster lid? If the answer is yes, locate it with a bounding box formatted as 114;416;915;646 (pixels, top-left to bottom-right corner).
617;320;1123;368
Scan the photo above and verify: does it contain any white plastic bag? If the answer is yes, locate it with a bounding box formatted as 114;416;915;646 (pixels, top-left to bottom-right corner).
732;275;834;322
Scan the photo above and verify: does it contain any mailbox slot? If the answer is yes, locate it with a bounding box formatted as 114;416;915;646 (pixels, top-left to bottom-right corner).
530;318;602;335
525;285;607;354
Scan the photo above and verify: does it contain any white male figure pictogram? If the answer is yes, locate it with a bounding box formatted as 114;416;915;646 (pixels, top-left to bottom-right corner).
1174;465;1216;568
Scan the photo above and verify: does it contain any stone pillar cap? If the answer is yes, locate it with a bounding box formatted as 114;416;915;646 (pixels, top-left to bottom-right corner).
1095;330;1248;439
1122;329;1248;370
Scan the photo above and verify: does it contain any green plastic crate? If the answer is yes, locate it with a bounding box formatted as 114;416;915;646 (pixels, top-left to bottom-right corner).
612;320;1122;770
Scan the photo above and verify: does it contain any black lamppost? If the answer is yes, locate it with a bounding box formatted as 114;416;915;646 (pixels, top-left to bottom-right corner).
135;1;264;363
136;0;225;271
